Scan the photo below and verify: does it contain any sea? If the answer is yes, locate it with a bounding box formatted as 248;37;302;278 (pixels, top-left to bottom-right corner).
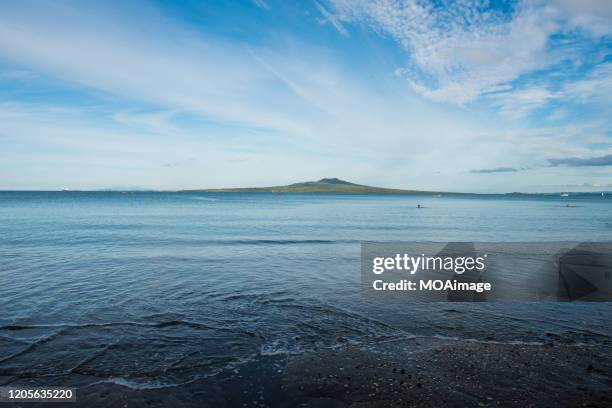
1;191;611;388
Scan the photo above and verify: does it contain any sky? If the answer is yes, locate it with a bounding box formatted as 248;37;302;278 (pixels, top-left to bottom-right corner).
0;0;611;192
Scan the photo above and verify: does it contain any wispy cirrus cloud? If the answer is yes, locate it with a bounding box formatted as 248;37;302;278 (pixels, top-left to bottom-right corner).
486;62;612;119
563;62;612;105
111;110;178;135
250;0;270;10
486;87;561;120
315;1;349;36
0;2;318;137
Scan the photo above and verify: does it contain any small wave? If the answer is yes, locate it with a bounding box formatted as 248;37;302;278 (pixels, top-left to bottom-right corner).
260;340;293;356
0;321;209;331
90;376;199;390
425;334;601;347
215;239;358;246
87;353;264;391
184;197;218;202
1;316;230;330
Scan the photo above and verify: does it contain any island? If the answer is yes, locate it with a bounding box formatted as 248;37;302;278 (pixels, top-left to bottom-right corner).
180;178;453;194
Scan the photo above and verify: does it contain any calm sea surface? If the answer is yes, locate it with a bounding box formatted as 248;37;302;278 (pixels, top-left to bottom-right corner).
1;192;611;387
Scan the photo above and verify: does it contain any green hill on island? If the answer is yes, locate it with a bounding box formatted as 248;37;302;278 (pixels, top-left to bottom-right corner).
182;178;449;194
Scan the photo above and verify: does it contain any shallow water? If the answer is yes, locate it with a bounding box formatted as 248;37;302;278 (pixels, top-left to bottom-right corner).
1;192;611;387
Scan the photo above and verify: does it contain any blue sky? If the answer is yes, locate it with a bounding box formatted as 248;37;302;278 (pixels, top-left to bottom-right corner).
0;0;611;192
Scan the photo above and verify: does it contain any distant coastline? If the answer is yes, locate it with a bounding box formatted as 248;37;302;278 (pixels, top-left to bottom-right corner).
177;178;610;197
2;179;610;196
180;178;463;195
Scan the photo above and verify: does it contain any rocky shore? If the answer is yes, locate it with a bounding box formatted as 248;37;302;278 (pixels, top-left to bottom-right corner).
6;337;611;407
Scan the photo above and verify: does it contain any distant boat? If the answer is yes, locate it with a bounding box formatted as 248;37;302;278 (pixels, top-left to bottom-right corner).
560;193;569;197
61;188;71;192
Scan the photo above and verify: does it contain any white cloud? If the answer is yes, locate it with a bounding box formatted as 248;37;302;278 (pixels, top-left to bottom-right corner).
485;61;612;119
563;62;612;104
2;96;604;192
553;0;612;37
546;107;569;122
325;0;559;105
0;2;317;138
324;0;612;112
487;87;561;120
315;1;349;36
112;110;178;135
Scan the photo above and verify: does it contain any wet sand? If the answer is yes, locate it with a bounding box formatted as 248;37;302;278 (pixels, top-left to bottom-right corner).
3;337;611;407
